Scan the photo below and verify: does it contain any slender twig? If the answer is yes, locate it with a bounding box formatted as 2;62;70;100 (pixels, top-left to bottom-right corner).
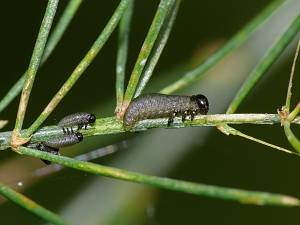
0;120;8;129
0;0;82;114
1;113;300;151
115;0;134;113
22;0;129;139
135;0;181;97
0;182;71;225
285;39;300;111
11;0;59;147
160;0;287;94
121;0;175;114
227;14;300;114
18;146;300;206
217;124;297;155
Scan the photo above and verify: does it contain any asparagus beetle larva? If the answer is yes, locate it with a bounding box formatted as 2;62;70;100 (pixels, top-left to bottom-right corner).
123;93;209;128
43;132;83;149
58;112;96;133
27;132;83;164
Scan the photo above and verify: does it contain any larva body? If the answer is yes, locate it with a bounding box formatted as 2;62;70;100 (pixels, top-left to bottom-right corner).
27;132;83;164
123;93;209;127
27;143;59;165
44;132;83;149
58;112;96;133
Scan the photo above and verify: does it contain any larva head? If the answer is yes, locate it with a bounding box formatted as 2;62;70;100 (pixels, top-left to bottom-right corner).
75;132;84;142
87;114;96;124
191;94;209;114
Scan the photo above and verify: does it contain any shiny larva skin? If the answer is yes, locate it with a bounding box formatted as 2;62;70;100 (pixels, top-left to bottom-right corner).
123;93;209;127
58;112;96;133
43;132;83;149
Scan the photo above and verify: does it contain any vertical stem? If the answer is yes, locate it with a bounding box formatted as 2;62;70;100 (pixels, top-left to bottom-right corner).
122;0;175;111
135;0;181;97
23;0;129;138
160;0;286;94
13;0;59;134
115;0;135;113
226;13;300;114
0;0;82;114
285;39;300;111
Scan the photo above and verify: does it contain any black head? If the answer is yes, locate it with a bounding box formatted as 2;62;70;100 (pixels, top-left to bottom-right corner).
88;114;96;124
192;94;209;114
75;132;83;142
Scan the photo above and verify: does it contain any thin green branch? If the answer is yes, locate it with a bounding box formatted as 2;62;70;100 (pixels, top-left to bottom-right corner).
0;0;83;114
0;182;71;225
122;0;175;107
226;13;300;114
283;103;300;152
160;0;287;94
1;113;300;150
285;39;300;111
0;120;8;129
134;0;181;97
22;0;129;138
13;0;59;134
115;0;134;112
18;146;300;206
218;124;297;155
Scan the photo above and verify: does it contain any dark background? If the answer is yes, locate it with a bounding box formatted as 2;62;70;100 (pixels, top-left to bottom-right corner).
1;1;300;225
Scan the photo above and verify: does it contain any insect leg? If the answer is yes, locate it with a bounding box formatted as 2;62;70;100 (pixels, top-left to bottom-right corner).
168;112;176;126
182;111;188;122
191;111;197;121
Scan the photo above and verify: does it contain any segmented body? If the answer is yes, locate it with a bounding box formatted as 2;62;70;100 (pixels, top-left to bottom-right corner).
123;93;209;127
58;112;96;133
27;132;83;164
44;132;83;149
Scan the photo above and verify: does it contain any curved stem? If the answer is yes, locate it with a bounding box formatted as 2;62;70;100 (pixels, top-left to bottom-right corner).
13;0;59;134
160;0;287;94
18;146;300;207
22;0;129;138
0;0;83;114
0;182;71;225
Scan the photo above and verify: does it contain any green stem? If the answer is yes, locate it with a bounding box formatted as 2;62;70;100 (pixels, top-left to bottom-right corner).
227;13;300;114
123;0;175;105
218;124;296;155
115;0;134;111
23;0;129;138
0;182;71;225
285;39;300;111
135;0;181;97
1;113;300;150
13;0;59;133
160;0;287;94
0;0;83;114
19;146;300;206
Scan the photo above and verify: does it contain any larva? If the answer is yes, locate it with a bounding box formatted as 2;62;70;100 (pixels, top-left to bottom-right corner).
27;132;83;164
27;143;59;165
43;132;83;149
58;112;96;133
123;93;209;128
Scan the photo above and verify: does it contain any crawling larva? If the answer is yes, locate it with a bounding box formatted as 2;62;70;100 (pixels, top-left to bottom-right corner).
58;112;96;133
27;143;59;165
123;93;209;128
27;132;83;164
44;132;83;149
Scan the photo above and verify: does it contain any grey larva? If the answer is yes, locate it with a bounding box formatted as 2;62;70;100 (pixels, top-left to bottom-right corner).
58;112;96;133
123;93;209;128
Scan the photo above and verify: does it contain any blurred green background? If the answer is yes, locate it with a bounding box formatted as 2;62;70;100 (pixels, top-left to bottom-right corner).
1;1;300;224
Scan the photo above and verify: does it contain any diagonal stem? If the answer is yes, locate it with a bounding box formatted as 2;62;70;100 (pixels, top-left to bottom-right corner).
12;0;59;142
